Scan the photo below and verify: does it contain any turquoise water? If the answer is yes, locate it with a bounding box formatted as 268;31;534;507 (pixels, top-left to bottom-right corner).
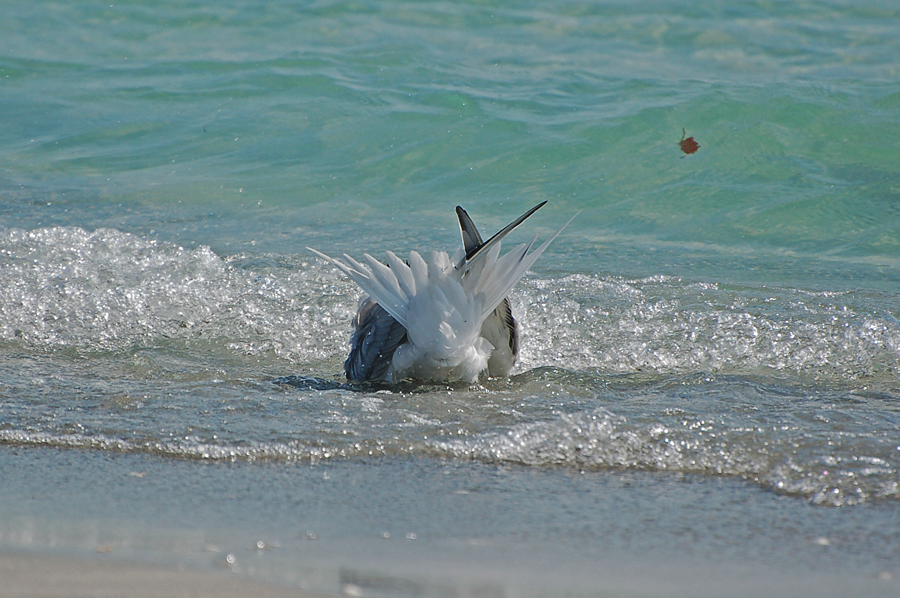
2;1;900;595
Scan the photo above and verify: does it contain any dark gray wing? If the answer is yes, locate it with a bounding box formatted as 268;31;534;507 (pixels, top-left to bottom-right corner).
344;296;407;382
457;201;546;261
495;297;518;357
455;205;484;256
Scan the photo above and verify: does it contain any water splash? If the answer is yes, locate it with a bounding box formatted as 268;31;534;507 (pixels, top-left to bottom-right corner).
0;226;353;363
516;273;900;384
2;226;899;507
426;382;900;507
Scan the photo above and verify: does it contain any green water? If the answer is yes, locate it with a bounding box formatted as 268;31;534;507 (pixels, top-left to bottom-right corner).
1;1;899;596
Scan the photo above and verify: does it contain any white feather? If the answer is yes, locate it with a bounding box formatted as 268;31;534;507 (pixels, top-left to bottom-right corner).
307;208;575;383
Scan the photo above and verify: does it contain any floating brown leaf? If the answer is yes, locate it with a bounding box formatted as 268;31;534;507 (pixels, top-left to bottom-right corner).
679;128;700;154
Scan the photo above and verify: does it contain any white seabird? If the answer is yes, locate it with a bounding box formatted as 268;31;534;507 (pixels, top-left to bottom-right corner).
308;202;572;384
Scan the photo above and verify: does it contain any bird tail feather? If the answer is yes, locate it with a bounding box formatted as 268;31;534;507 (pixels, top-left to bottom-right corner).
307;206;577;358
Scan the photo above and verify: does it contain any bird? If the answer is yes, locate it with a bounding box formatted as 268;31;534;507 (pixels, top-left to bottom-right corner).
308;202;572;384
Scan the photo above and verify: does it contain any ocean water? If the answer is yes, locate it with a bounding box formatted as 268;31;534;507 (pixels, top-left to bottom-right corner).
1;0;899;595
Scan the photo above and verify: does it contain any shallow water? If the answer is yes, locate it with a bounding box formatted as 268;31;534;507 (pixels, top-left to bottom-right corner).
2;0;900;595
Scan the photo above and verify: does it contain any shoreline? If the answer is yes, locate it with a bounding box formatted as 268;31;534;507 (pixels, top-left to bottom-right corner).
0;551;327;598
1;447;898;598
2;546;896;598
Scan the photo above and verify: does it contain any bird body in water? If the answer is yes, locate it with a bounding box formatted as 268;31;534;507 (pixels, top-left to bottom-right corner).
308;202;572;384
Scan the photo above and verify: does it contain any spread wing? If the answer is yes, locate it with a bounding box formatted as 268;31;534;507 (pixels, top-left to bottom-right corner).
308;202;576;383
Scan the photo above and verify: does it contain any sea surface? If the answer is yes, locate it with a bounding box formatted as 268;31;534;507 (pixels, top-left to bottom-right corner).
1;1;899;596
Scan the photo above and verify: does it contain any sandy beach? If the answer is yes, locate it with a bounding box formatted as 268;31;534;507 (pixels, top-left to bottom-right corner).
0;552;326;598
3;547;897;598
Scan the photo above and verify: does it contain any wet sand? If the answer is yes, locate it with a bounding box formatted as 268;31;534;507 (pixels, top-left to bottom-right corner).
0;552;326;598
